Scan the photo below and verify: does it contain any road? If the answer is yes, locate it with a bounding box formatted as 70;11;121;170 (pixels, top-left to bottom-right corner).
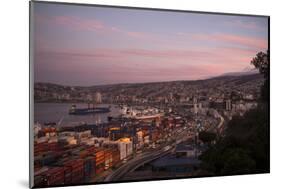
215;110;225;134
104;110;224;182
104;128;193;182
104;146;172;182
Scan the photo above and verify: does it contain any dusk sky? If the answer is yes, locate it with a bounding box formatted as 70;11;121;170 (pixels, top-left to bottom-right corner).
33;2;268;86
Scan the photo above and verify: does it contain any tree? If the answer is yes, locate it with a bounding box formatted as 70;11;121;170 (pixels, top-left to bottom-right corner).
251;50;269;101
199;131;216;144
251;50;269;78
221;148;256;175
199;50;269;175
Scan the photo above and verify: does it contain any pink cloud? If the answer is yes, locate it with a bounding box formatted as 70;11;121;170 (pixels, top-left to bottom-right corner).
35;46;260;84
100;60;239;82
53;16;105;31
120;49;213;58
119;47;257;68
37;45;258;64
36;45;258;75
192;33;267;49
79;61;225;82
225;20;263;30
37;50;121;59
126;31;147;38
35;14;148;39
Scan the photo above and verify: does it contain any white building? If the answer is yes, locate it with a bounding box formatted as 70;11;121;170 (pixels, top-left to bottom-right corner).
226;99;232;111
95;92;102;103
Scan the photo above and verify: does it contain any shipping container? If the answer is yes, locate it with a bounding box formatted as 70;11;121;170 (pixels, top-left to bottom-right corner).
35;167;65;186
94;148;105;174
83;156;95;181
63;166;72;185
63;159;85;184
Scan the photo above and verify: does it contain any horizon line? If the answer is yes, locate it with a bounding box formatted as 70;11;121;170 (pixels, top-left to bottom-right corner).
34;72;260;88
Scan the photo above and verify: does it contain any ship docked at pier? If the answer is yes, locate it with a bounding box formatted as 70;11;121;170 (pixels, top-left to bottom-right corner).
68;104;110;115
120;105;164;122
69;92;110;115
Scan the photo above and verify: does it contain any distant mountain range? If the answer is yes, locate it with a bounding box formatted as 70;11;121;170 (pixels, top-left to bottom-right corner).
220;67;259;77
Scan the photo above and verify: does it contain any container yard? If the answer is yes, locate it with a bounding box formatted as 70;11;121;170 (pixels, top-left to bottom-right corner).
32;107;201;187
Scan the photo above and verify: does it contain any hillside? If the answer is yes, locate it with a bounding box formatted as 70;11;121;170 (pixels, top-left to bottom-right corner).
34;73;264;103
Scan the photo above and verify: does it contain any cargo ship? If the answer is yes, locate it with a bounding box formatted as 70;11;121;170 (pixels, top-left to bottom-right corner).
69;104;110;115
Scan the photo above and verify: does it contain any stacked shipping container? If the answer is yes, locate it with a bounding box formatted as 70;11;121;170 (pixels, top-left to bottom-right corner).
34;136;124;187
94;148;105;175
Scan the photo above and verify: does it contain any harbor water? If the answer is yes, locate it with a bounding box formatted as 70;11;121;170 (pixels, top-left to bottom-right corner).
34;103;122;127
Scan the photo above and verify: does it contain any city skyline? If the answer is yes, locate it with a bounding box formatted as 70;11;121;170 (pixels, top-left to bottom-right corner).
31;3;269;187
34;3;268;86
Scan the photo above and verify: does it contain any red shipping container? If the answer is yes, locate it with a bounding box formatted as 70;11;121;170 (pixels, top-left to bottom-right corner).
41;167;65;186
